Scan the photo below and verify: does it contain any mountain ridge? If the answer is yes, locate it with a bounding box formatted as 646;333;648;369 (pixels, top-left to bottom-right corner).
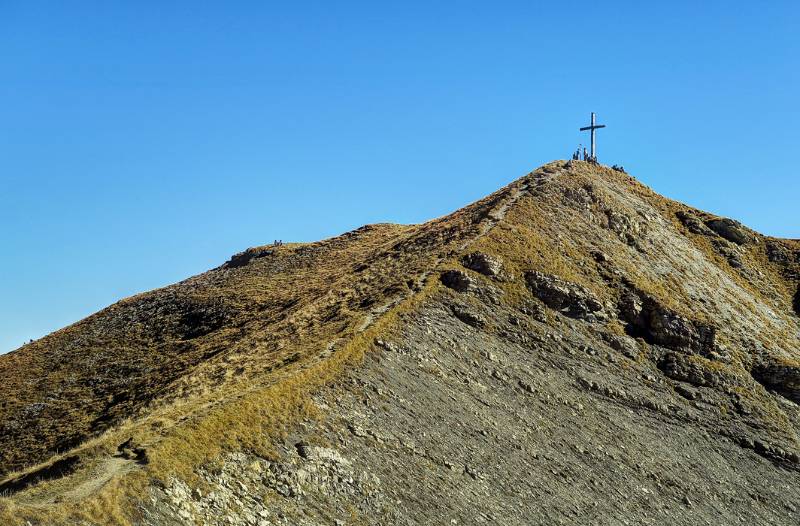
1;160;799;525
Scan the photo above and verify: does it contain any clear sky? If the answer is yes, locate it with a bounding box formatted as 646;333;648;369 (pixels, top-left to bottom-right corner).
1;1;798;353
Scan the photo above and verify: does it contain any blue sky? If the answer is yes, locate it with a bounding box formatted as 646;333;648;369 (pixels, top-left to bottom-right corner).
1;1;798;353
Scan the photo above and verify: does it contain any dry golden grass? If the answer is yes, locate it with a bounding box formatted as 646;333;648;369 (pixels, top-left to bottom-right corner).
0;167;524;523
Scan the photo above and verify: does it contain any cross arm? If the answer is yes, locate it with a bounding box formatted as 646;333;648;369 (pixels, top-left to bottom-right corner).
579;125;606;131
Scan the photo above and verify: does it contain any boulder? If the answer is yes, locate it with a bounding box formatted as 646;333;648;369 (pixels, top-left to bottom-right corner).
600;332;639;359
619;289;715;355
765;241;792;264
524;271;605;321
223;247;275;269
295;443;349;464
752;362;800;404
794;283;800;316
440;270;476;293
649;310;715;353
450;305;486;328
712;239;744;269
705;218;754;245
461;252;504;278
658;353;738;389
676;211;714;236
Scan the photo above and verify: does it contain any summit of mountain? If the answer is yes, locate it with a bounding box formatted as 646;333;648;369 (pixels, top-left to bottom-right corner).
1;160;799;525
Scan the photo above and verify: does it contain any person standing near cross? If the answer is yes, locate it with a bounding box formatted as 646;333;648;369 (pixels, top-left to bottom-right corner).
579;112;606;162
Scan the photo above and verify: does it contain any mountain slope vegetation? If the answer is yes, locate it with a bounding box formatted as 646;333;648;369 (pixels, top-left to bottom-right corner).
1;161;798;525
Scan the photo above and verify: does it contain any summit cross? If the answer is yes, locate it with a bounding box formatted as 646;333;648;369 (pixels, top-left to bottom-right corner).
579;112;606;161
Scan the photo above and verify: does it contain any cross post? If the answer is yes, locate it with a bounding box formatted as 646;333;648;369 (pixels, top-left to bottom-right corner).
579;112;606;161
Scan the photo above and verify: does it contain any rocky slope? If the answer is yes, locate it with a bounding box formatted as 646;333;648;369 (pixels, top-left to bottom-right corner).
1;161;799;525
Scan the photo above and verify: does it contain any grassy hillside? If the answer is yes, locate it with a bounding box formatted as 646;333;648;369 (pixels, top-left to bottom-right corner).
1;161;798;525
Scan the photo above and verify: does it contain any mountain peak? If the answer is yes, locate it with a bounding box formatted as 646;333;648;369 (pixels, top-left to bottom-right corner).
1;161;799;525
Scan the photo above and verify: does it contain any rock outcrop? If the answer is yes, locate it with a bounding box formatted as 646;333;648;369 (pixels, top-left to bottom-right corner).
440;269;477;293
676;210;714;235
461;252;504;278
706;217;754;245
524;271;605;321
619;288;716;355
222;246;275;269
752;362;800;404
794;284;800;316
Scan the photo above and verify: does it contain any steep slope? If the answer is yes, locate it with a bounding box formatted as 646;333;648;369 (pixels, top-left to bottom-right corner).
1;161;799;525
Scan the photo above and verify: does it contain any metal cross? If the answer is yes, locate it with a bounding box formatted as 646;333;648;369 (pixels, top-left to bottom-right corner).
579;112;606;160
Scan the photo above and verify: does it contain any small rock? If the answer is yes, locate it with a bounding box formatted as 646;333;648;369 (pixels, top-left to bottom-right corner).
451;305;486;328
674;384;698;400
464;465;481;480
